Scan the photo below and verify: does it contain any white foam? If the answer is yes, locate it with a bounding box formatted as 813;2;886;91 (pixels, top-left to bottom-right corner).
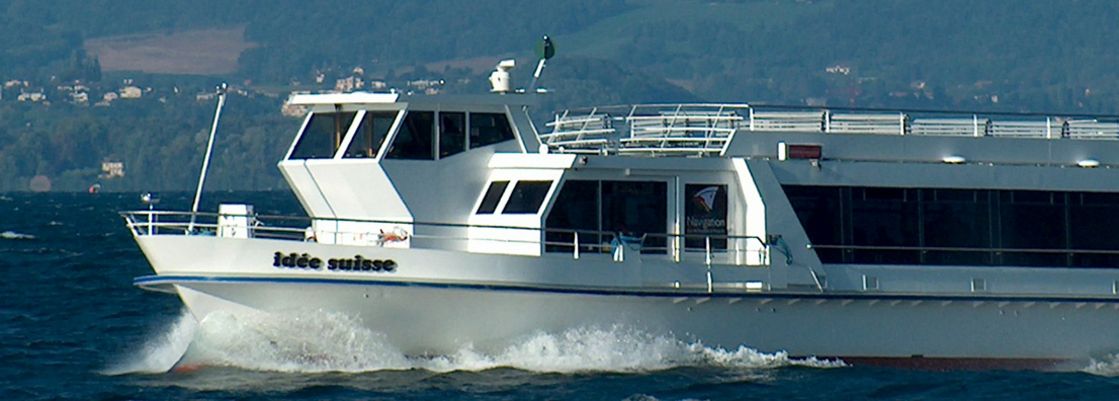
121;310;845;374
1084;354;1119;376
183;310;410;372
102;310;198;375
1;230;35;240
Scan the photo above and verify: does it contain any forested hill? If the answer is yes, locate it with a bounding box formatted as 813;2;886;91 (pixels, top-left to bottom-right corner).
2;0;1119;192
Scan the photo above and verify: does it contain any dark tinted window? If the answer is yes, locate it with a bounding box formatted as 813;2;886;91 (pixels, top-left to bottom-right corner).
470;112;515;148
602;181;668;254
440;112;466;158
290;112;356;159
1070;192;1119;267
921;189;993;265
784;185;1119;268
386;111;435;160
544;180;667;254
784;186;843;262
849;187;919;264
545;180;600;252
999;190;1066;267
344;111;396;158
476;181;509;214
503;181;552;214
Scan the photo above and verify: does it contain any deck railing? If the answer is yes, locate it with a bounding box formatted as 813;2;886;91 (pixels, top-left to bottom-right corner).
542;103;1119;155
121;211;769;267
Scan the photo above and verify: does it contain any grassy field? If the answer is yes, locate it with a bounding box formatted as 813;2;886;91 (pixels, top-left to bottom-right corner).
84;27;255;75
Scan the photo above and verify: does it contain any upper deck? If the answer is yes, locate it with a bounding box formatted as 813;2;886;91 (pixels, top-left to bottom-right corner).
542;103;1119;161
284;91;1119;167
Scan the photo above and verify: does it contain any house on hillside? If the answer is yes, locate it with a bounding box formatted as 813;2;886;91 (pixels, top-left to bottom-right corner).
96;91;119;106
120;86;142;99
335;76;364;92
100;161;125;179
17;92;46;102
70;91;89;105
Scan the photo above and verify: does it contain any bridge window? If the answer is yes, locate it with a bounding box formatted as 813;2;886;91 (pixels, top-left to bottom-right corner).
503;181;553;214
386;111;435;160
344;111;396;158
476;180;509;214
440;112;467;158
290;111;356;159
470;112;515;148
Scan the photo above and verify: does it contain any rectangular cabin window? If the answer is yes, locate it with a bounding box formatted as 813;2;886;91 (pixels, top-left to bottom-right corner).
998;190;1066;267
290;111;357;159
343;111;396;158
783;185;844;262
602;181;668;254
386;111;435;160
783;185;1119;268
469;112;515;148
921;189;993;265
544;180;667;254
545;180;601;252
1070;192;1119;267
439;112;467;158
502;181;553;214
849;187;920;264
684;184;728;250
476;181;509;214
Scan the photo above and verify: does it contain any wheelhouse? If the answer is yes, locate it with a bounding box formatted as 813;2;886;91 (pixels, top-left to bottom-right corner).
284;93;526;162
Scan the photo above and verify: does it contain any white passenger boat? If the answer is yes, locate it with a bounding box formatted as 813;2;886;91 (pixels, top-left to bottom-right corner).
125;59;1119;370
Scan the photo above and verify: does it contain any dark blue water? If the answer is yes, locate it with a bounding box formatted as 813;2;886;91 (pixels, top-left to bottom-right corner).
5;191;1119;400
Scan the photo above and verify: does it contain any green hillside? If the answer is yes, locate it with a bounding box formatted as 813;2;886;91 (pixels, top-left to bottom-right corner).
1;0;1118;192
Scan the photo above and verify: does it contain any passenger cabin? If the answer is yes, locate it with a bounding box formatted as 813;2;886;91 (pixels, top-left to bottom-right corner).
279;93;769;267
280;86;1119;282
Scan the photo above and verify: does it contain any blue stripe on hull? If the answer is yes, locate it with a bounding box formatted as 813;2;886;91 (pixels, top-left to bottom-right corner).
134;274;1119;304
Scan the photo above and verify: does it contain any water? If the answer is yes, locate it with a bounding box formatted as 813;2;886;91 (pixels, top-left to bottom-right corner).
5;191;1119;400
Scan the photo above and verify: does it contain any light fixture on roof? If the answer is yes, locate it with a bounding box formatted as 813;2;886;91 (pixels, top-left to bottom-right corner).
942;155;966;164
1078;159;1100;168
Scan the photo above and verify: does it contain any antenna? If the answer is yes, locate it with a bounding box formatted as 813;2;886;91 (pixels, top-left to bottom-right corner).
527;35;555;93
188;83;227;232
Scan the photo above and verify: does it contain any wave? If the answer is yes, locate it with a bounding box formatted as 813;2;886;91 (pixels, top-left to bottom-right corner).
102;310;198;375
108;310;844;375
1083;354;1119;376
1;231;35;240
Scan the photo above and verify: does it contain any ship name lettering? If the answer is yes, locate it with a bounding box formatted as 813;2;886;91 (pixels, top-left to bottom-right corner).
272;251;395;273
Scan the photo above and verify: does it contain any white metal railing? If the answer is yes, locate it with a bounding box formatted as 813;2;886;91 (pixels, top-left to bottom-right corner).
121;210;770;267
542;104;1119;155
543;104;749;155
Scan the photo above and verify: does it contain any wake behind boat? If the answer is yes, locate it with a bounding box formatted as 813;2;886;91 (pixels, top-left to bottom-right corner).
125;49;1119;370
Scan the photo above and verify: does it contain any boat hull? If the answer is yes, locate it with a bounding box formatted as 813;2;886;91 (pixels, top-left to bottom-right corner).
133;235;1119;369
144;275;1119;370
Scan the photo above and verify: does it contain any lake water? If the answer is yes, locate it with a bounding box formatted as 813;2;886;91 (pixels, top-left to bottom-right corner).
4;191;1119;400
